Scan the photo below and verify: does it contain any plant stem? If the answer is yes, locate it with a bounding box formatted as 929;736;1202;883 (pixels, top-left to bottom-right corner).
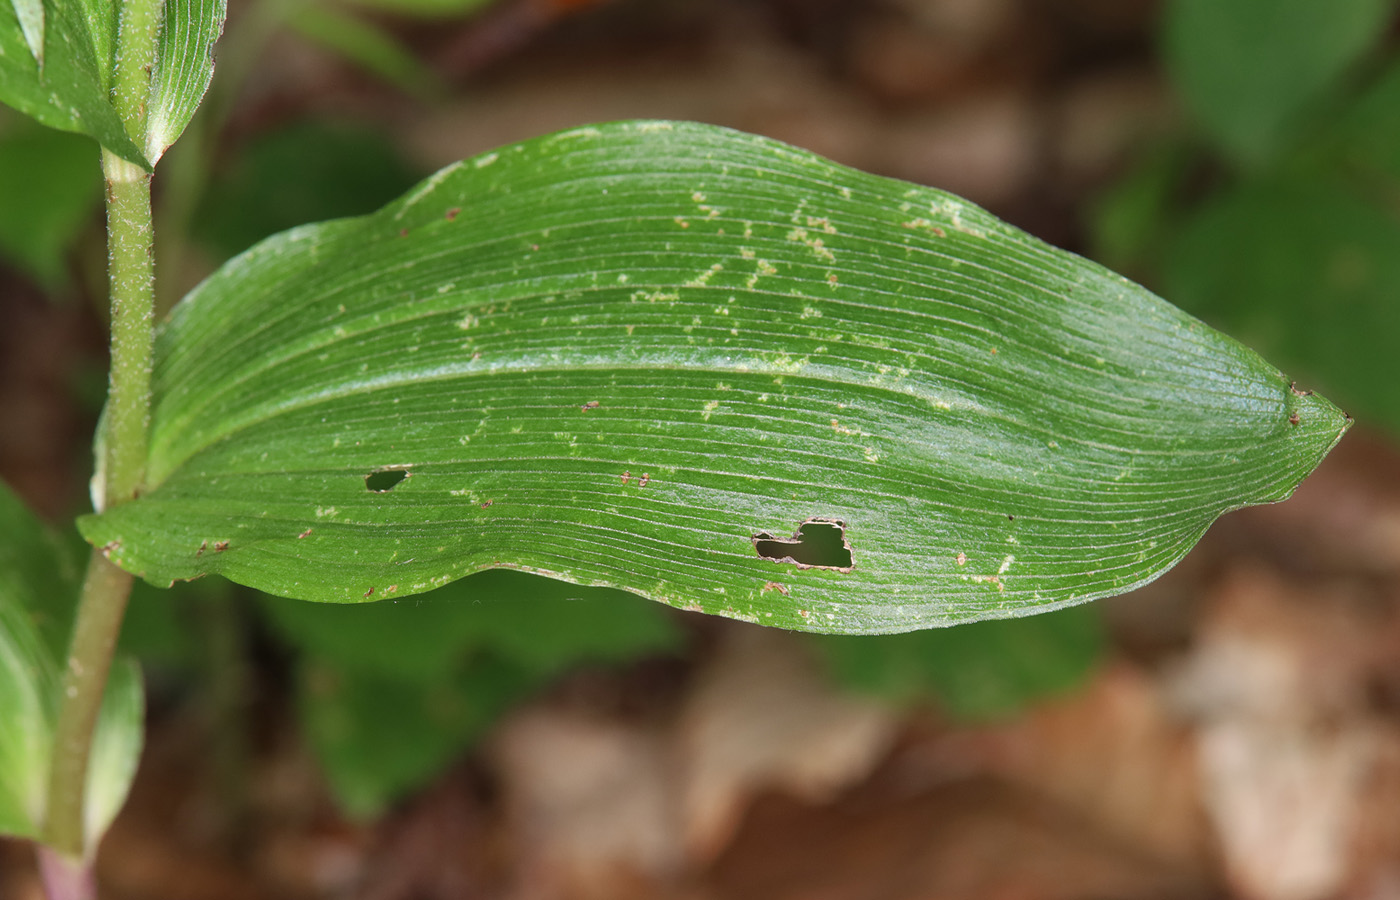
100;151;156;507
42;0;162;865
42;551;135;860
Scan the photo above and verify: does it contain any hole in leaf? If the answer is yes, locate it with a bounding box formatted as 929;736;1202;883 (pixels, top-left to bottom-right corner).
365;468;409;492
754;519;853;570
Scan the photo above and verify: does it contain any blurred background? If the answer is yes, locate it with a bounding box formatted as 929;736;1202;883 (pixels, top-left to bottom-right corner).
3;0;1400;897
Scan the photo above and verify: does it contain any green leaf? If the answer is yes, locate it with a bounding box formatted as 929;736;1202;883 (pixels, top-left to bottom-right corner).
813;603;1102;720
0;119;102;288
299;655;532;818
1163;0;1394;166
83;656;142;847
1165;177;1400;434
0;0;146;165
0;0;224;167
144;0;225;165
0;481;143;843
80;121;1350;634
0;578;55;838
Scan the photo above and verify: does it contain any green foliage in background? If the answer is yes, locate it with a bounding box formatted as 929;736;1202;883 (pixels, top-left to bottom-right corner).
193;119;427;259
812;604;1102;721
0;116;101;289
263;570;683;816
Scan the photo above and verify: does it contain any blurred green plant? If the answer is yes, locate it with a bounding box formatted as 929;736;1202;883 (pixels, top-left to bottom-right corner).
0;115;102;290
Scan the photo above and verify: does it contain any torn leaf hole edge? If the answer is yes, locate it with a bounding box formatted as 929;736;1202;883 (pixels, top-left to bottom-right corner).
751;516;855;572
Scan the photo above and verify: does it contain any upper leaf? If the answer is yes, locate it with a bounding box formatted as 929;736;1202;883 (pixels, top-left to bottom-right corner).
144;0;225;165
0;0;225;167
0;0;145;165
79;121;1350;634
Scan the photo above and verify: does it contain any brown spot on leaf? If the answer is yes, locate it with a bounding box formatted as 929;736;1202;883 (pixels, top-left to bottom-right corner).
1289;413;1301;426
639;473;650;488
581;400;600;411
298;528;313;539
214;541;229;552
621;471;631;485
762;581;791;596
445;207;461;221
364;587;375;598
196;540;207;557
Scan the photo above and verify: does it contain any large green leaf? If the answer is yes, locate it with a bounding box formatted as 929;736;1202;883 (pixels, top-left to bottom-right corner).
0;0;225;167
1163;0;1395;166
80;121;1350;634
0;481;144;843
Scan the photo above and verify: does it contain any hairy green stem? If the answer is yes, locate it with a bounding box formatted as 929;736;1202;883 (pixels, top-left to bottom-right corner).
42;551;134;859
42;0;163;872
99;151;155;506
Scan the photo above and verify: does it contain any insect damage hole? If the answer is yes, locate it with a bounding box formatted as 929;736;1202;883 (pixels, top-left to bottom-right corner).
365;468;410;492
753;519;853;570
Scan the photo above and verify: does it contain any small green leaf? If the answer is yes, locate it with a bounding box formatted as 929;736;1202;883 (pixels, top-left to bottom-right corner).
83;656;142;847
0;586;55;838
0;0;146;165
144;0;225;165
1164;0;1394;166
0;481;143;844
0;0;224;167
81;121;1350;634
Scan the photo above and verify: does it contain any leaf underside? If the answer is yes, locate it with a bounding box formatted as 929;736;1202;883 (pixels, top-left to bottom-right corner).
81;121;1350;634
